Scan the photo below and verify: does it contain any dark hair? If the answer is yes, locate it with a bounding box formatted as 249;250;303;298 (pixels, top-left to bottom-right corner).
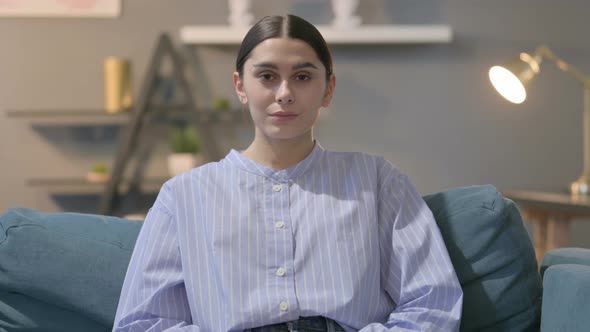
235;15;333;81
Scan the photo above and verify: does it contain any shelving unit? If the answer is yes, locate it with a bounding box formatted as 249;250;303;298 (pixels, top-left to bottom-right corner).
27;177;167;195
5;108;249;126
180;24;453;45
6;104;249;213
5;109;130;126
6;33;252;216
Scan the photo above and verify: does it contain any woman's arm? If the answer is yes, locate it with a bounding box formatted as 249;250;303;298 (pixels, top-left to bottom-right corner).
112;184;200;332
361;165;463;331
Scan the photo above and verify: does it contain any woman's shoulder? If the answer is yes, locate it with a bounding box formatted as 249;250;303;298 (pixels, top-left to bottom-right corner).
168;160;228;182
159;161;228;193
151;161;229;215
319;150;407;192
324;149;380;163
324;150;402;174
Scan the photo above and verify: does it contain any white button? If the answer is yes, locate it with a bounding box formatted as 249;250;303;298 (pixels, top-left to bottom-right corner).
275;221;285;229
276;267;286;277
272;184;282;192
279;301;289;311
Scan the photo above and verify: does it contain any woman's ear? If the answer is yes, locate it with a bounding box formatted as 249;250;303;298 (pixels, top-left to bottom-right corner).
233;71;248;104
321;74;336;108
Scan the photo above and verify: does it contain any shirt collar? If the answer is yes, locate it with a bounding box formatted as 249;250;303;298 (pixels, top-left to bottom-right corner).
223;141;324;182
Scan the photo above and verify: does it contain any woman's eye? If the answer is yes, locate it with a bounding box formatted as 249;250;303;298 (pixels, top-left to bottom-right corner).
258;73;274;80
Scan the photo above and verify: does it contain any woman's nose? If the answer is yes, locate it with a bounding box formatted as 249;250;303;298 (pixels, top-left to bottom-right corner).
276;81;294;104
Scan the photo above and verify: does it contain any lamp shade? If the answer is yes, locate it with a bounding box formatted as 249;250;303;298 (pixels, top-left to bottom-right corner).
489;52;540;104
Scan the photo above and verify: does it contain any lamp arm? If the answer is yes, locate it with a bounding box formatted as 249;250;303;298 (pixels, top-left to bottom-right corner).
536;45;590;87
535;46;590;193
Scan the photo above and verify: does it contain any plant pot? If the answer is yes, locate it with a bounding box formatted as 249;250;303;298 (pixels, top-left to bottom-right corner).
87;171;110;183
167;153;206;176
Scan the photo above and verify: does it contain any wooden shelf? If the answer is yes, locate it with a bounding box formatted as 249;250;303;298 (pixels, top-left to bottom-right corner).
5;109;130;126
28;177;168;195
5;108;251;126
180;24;453;45
161;108;251;124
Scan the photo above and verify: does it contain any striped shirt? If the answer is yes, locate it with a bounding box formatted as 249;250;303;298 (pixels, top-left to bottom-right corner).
112;142;462;332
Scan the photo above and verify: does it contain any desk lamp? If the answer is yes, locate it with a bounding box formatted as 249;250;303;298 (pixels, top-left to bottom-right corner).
489;45;590;195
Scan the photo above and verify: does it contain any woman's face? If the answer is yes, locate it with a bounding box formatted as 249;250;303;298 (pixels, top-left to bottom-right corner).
233;37;335;143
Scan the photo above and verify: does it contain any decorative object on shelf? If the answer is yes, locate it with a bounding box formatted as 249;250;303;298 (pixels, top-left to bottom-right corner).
228;0;253;28
168;126;206;176
489;45;590;196
104;56;133;113
330;0;361;28
87;162;110;183
213;97;231;112
0;0;121;18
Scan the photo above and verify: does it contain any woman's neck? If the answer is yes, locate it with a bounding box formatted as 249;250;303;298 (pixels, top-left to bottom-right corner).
241;135;315;170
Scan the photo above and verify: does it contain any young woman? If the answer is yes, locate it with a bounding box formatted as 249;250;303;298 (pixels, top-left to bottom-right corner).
113;14;463;332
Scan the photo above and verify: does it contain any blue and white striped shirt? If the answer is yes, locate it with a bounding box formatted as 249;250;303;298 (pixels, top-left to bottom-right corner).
113;142;462;332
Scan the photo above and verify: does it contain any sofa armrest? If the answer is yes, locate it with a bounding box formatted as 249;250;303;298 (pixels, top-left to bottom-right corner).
540;248;590;277
540;263;590;332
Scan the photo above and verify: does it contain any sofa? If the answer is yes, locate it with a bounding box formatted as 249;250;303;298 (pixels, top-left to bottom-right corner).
1;185;589;332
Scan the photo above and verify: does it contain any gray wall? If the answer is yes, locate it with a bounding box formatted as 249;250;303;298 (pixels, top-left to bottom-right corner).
1;0;589;246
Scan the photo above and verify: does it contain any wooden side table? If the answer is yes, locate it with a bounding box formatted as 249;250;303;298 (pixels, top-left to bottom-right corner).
502;190;590;262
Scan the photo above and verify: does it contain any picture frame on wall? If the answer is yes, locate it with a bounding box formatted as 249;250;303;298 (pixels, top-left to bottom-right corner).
0;0;121;18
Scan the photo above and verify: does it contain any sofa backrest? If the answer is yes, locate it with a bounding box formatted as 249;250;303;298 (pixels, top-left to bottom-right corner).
424;185;542;332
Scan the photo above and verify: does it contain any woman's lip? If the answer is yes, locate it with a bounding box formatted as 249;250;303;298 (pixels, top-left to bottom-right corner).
270;112;297;116
269;114;298;121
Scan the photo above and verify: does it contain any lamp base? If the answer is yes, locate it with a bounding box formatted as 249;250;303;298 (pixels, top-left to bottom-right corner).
571;177;590;196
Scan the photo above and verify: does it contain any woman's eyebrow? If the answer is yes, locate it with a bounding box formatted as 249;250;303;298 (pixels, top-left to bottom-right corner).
252;62;318;70
252;62;278;70
292;62;318;70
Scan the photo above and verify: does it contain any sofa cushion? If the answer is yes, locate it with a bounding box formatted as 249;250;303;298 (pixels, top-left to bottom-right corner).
424;185;542;332
540;264;590;332
0;208;142;330
540;247;590;277
0;291;107;332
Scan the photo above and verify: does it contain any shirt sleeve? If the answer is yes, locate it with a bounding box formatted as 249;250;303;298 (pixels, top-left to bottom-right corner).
360;160;463;332
112;182;200;332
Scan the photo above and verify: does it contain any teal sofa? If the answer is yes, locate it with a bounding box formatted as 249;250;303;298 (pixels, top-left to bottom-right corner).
1;185;589;331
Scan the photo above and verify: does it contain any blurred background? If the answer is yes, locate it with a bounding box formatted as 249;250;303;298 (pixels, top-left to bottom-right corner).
1;0;589;246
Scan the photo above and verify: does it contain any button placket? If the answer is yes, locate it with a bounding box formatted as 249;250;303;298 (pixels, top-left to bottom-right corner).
268;180;296;317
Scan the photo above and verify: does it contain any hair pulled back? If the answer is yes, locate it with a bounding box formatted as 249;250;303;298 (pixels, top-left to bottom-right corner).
235;15;333;81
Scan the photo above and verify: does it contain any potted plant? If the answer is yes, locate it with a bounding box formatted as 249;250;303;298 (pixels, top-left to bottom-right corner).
212;97;231;112
87;162;110;183
168;126;206;176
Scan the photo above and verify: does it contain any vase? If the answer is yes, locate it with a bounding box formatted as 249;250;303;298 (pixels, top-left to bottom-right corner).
330;0;361;28
104;57;132;113
228;0;254;27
